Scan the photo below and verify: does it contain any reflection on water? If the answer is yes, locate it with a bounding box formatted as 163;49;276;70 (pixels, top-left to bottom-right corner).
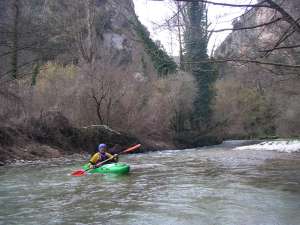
0;144;300;225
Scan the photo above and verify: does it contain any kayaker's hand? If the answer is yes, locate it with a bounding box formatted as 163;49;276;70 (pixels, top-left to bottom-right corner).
89;164;95;169
112;154;118;162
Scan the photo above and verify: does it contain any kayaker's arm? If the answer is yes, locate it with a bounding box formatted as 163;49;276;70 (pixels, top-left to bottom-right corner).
88;153;100;168
106;152;118;162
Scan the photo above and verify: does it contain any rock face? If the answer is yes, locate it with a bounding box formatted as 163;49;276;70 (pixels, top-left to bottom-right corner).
215;0;300;77
0;0;157;80
95;0;150;72
83;0;157;77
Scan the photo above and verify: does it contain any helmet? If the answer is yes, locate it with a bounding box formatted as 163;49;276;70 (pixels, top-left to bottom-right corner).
98;143;107;151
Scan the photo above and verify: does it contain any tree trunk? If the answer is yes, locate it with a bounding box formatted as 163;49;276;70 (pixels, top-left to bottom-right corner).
11;0;20;79
176;2;184;70
83;0;96;63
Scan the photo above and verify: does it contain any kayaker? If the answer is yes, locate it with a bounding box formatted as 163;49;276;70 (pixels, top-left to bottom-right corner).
88;143;118;169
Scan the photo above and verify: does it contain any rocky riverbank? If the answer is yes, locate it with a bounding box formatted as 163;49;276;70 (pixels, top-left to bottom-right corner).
0;111;222;165
0;112;143;165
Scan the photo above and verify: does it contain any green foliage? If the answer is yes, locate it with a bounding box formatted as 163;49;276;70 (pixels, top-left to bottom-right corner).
183;2;217;128
184;2;208;64
141;55;148;77
31;64;40;86
133;20;177;76
192;63;217;127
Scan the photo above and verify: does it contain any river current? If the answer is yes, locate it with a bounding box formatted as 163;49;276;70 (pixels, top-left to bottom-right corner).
1;141;300;225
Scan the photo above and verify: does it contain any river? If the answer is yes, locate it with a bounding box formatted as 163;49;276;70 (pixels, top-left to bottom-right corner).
1;141;300;225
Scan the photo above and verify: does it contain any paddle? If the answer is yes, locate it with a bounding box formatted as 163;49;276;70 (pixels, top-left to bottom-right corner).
71;144;141;176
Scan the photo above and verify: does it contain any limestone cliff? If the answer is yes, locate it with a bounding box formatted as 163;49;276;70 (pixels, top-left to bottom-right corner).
215;0;300;76
0;0;170;81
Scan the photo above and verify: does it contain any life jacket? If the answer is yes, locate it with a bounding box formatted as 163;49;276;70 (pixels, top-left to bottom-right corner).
100;151;109;161
89;152;108;165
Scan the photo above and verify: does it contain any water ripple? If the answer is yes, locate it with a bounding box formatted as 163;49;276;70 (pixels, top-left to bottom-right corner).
0;145;300;225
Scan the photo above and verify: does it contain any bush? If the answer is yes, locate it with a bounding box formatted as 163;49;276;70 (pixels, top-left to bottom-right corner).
1;59;197;148
213;79;277;138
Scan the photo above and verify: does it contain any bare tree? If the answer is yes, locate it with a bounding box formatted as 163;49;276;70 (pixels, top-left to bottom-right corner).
151;0;300;68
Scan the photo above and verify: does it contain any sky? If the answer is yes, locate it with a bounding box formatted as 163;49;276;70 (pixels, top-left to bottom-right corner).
133;0;250;56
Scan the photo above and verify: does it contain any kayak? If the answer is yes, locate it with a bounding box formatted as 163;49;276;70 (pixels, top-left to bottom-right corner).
72;144;141;176
82;163;130;175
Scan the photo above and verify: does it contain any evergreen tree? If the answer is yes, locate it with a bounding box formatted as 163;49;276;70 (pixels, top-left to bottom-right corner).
134;20;177;76
184;2;216;130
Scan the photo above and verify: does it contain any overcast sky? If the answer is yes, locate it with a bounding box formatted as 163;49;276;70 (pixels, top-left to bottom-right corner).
133;0;250;56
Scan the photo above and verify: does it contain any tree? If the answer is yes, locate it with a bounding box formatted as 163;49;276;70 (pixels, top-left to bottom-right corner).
183;2;216;130
147;0;300;70
0;0;22;79
150;0;300;138
0;0;64;81
133;19;177;76
10;0;20;79
175;0;300;65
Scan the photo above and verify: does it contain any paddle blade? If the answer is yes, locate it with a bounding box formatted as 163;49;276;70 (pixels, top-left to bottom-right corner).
122;144;141;154
71;169;86;176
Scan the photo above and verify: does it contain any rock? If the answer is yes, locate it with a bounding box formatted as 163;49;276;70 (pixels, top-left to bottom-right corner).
0;111;142;163
43;146;62;158
28;144;62;158
103;32;125;50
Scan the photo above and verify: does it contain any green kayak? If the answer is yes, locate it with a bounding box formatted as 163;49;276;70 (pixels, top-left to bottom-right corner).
82;163;130;175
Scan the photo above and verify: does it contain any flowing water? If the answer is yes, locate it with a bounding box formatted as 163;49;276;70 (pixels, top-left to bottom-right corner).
1;141;300;225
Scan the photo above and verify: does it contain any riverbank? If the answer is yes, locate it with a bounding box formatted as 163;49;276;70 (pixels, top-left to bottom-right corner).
1;111;225;165
0;112;144;165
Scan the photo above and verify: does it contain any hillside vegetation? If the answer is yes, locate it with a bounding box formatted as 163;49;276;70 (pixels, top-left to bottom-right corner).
213;0;300;138
0;0;198;158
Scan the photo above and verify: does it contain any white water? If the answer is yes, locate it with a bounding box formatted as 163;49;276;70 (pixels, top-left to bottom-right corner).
235;140;300;153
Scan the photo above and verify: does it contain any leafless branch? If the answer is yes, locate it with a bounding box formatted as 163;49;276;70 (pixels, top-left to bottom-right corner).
208;17;282;33
259;44;300;52
263;28;296;57
265;0;300;34
173;0;271;8
183;58;300;69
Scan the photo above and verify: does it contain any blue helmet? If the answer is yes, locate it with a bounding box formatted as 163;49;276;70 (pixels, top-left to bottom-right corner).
98;143;107;151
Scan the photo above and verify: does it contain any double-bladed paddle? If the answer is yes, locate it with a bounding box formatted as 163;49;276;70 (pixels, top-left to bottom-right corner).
71;144;141;176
